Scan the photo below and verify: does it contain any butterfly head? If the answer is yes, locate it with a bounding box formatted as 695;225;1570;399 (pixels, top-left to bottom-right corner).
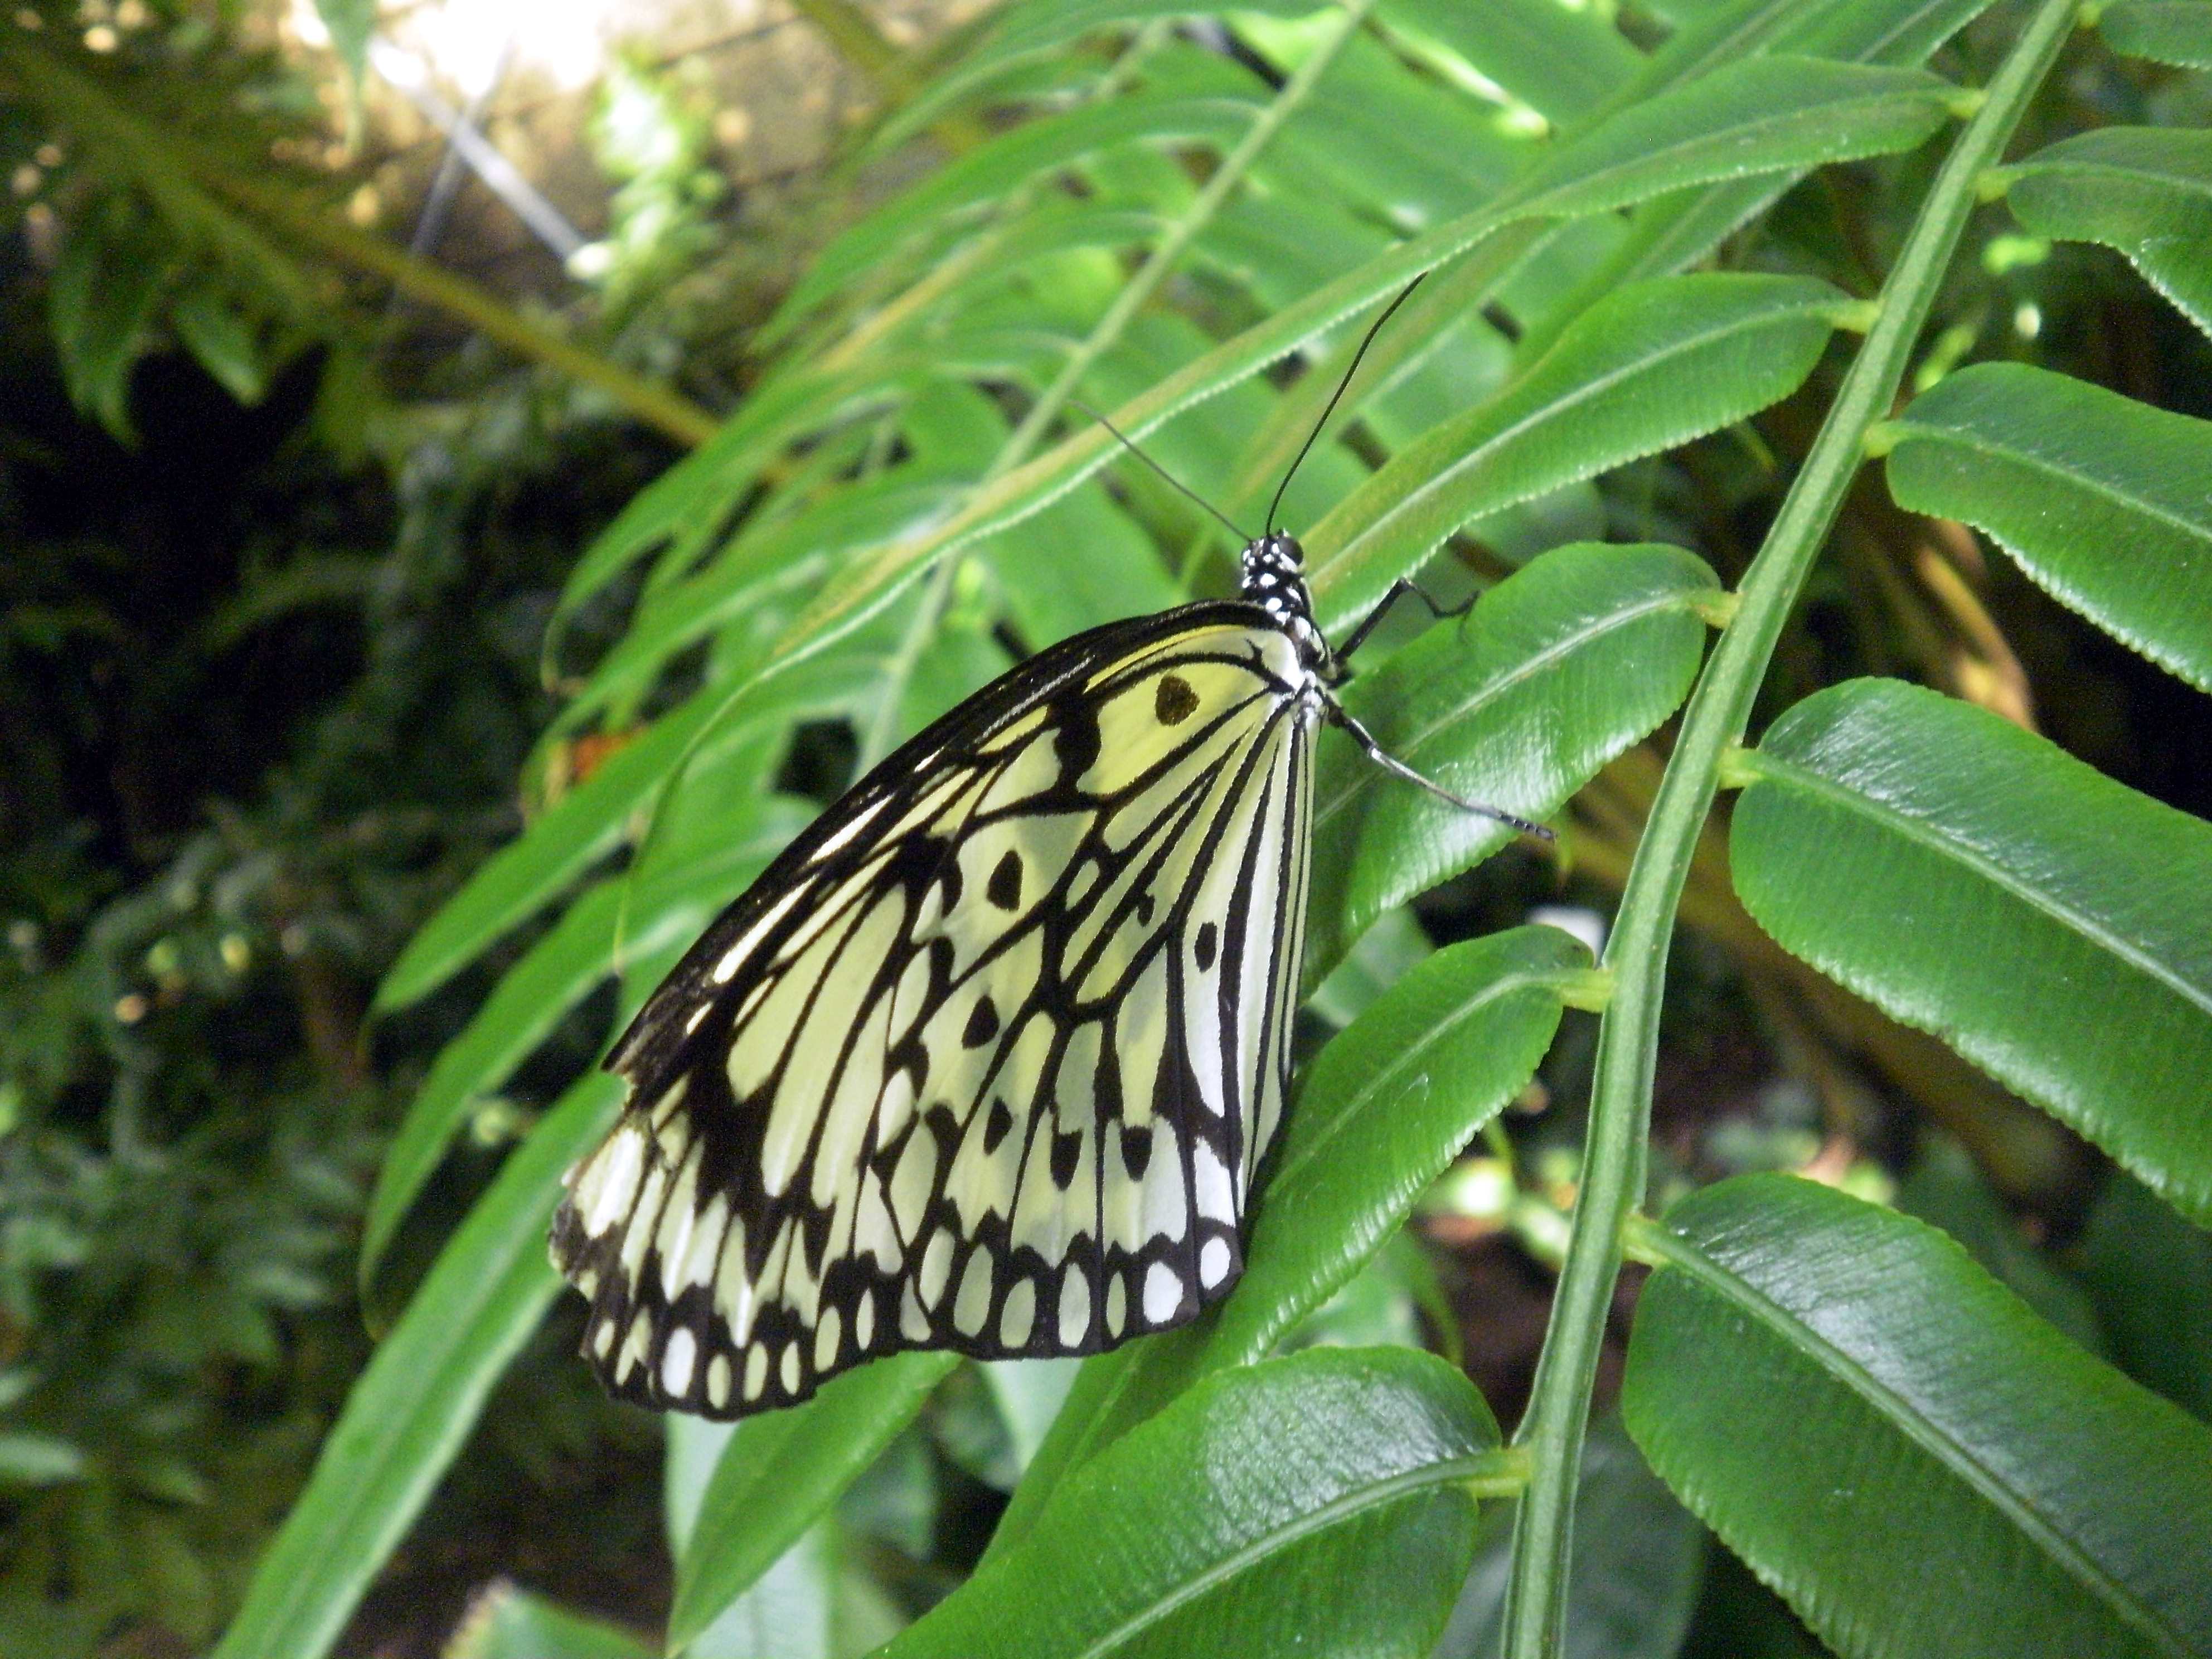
1240;532;1330;673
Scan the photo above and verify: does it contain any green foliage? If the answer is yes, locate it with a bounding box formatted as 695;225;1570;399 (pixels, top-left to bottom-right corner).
1732;679;2212;1222
1627;1177;2212;1658
8;0;2206;1653
3;4;344;445
885;1347;1502;1659
0;11;773;1646
1880;361;2212;691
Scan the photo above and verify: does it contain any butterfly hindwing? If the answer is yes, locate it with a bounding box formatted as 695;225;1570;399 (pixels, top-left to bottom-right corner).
550;607;1320;1416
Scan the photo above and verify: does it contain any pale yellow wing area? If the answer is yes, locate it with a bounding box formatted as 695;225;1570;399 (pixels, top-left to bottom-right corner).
551;612;1320;1417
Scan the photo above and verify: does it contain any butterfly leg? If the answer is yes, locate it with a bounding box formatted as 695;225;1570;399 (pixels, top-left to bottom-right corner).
1327;703;1553;838
1331;577;1472;665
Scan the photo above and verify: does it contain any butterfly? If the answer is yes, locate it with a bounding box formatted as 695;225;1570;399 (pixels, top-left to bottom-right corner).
549;280;1544;1418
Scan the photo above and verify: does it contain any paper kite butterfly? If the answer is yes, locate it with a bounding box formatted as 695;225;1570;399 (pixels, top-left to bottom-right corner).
549;281;1544;1418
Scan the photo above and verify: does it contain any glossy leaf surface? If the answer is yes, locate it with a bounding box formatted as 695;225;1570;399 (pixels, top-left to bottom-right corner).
1732;680;2212;1223
2002;127;2212;339
1626;1175;2212;1659
882;1348;1498;1659
1884;361;2212;693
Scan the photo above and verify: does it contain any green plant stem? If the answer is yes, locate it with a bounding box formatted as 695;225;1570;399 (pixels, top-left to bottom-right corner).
851;0;1375;770
7;36;721;449
1497;6;2083;1656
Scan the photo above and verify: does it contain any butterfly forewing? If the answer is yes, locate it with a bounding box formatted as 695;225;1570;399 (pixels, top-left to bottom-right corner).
551;607;1321;1416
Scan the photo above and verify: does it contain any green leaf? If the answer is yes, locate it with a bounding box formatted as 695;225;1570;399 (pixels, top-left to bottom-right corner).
1511;57;1957;224
1378;0;1640;124
1883;361;2212;693
978;1357;1083;1477
668;1417;851;1659
0;1431;87;1486
2101;0;2212;67
999;926;1586;1555
881;1348;1499;1659
1731;678;2212;1225
2001;127;2212;339
668;1355;956;1651
169;283;271;405
1304;274;1844;634
213;1069;622;1659
444;1585;653;1659
311;0;373;88
2078;1175;2212;1423
1312;542;1721;977
1626;1174;2212;1659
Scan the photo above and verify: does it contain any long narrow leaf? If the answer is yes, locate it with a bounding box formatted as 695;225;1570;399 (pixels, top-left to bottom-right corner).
1731;679;2212;1224
1881;361;2212;692
881;1348;1500;1659
1306;274;1843;633
214;1070;623;1659
1626;1175;2212;1659
1510;57;1956;224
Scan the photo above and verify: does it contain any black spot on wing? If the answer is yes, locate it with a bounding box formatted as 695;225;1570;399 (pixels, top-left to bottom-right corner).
1154;673;1199;726
1195;920;1218;971
983;1097;1015;1154
1120;1124;1153;1179
962;995;1000;1049
1050;1126;1084;1188
987;848;1022;911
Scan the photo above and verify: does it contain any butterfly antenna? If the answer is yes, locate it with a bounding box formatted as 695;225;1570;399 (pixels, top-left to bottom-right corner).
1267;271;1428;534
1070;398;1251;544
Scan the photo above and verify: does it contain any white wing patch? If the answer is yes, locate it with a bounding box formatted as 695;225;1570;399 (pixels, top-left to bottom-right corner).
550;615;1320;1417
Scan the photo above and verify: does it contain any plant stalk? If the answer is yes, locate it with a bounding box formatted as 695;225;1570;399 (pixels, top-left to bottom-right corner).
1497;4;2083;1654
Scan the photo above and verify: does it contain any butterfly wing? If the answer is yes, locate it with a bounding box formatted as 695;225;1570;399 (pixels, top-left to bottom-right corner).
550;604;1320;1416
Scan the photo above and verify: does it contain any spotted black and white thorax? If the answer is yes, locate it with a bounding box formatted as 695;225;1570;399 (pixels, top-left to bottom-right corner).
1238;532;1334;692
